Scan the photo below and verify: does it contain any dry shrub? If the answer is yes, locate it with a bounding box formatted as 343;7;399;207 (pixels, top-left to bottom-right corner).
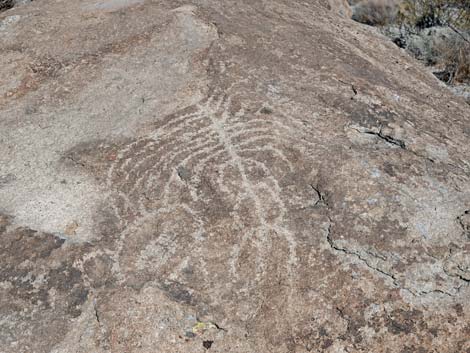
435;38;470;83
352;0;400;26
0;0;14;12
399;0;470;30
350;0;470;85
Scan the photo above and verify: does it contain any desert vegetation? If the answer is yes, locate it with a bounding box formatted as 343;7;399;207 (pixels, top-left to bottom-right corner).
352;0;400;26
398;0;470;30
350;0;470;88
0;0;14;12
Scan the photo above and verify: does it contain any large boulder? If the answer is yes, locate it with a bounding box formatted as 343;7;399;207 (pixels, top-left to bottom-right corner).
0;0;469;352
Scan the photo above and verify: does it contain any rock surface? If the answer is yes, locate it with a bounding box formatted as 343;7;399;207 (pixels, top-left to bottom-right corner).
0;0;469;352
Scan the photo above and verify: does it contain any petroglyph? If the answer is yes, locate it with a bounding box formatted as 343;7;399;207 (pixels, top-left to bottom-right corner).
71;90;306;310
2;1;470;352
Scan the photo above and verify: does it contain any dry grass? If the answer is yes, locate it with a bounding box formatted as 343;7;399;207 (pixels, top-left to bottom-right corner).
352;0;399;26
399;0;470;30
435;38;470;83
351;0;470;84
397;0;470;83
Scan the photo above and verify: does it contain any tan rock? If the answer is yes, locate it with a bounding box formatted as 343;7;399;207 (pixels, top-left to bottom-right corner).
0;0;469;352
328;0;353;18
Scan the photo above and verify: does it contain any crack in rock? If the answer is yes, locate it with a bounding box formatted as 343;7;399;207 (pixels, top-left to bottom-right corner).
323;202;462;297
363;129;406;149
310;184;329;208
350;125;436;163
93;299;101;325
457;210;470;239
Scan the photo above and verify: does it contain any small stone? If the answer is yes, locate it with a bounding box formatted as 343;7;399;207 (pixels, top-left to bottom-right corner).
64;221;79;236
202;340;213;350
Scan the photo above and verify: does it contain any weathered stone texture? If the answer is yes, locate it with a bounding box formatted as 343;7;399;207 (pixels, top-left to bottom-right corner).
0;0;469;352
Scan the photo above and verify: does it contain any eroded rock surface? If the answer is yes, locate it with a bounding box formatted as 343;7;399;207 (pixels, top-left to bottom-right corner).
0;0;469;352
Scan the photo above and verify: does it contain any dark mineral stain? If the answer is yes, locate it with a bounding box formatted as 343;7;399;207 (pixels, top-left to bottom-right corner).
322;339;334;349
203;340;214;349
185;331;196;338
383;162;396;177
401;346;427;353
177;165;191;181
260;106;273;114
159;280;195;306
67;287;89;317
48;263;83;291
454;303;464;317
386;309;422;335
0;173;16;187
0;215;90;319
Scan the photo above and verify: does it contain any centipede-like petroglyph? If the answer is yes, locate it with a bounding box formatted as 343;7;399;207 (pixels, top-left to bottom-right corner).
75;89;321;312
